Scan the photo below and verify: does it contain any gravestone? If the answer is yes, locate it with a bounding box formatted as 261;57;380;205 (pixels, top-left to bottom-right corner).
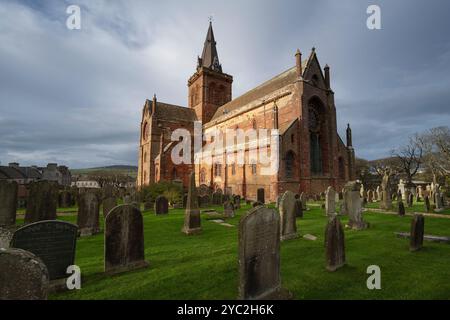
367;190;373;203
380;171;393;210
182;172;202;235
344;181;368;230
0;248;49;300
233;195;241;209
103;197;117;218
294;199;303;218
407;193;414;208
325;186;336;216
424;195;431;212
0;227;14;248
77;192;100;236
223;201;235;218
0;180;18;227
276;195;282;209
252;201;263;208
279;191;298;241
144;195;154;210
257;188;265;204
154;195;169;215
105;205;148;274
58;190;72;208
410;214;424;252
11;221;78;280
398;200;406;217
325;215;346;272
212;191;223;205
238;206;289;300
434;188;444;212
123;195;132;204
300;192;307;211
25;181;58;224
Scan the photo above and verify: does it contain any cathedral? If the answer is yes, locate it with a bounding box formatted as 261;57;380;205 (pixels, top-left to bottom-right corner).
137;22;356;202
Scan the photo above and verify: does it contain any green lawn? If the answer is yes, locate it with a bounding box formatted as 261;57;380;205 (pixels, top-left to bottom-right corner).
26;201;449;300
365;200;450;215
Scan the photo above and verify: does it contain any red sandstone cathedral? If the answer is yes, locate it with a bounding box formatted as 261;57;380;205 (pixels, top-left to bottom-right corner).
137;22;356;201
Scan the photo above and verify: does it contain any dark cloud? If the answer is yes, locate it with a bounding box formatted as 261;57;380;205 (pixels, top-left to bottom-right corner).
1;0;450;169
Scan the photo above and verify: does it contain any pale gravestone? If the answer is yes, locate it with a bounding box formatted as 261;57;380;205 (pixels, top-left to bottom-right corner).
11;221;78;280
0;180;18;227
325;186;336;216
103;197;117;218
238;206;290;300
257;188;265;204
410;214;424;252
25;181;58;224
434;188;444;212
182;172;202;235
279;191;298;241
0;248;49;300
105;205;148;274
325;215;346;272
380;171;393;210
344;181;368;230
223;201;235;218
77;192;100;236
154;195;169;215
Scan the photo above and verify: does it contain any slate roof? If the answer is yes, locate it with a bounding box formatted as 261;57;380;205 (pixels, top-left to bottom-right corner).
153;101;198;122
0;166;26;179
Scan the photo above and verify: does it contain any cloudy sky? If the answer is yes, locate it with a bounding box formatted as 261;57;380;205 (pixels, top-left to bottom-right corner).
1;0;450;168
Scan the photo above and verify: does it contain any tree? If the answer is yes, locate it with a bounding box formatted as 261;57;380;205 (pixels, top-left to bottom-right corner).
391;134;423;185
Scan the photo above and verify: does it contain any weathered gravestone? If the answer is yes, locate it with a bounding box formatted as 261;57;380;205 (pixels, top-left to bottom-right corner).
257;188;265;204
154;195;169;215
144;195;154;210
424;195;431;212
11;221;78;280
398;200;406;217
407;193;414;208
223;201;235;218
105;205;148;274
77;192;100;236
238;206;290;300
58;190;72;208
0;227;14;249
367;190;373;203
252;201;263;208
300;192;307;211
343;181;369;230
434;188;444;212
410;214;424;252
103;197;118;218
233;195;241;209
325;186;336;216
279;191;298;241
324;215;346;272
182;172;202;235
212;191;223;205
276;195;282;209
25;181;58;224
0;180;18;227
0;248;49;300
294;198;303;218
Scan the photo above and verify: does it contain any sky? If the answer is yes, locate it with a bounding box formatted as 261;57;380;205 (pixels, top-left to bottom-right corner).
1;0;450;169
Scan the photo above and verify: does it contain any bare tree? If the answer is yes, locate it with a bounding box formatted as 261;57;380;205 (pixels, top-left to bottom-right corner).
391;134;423;185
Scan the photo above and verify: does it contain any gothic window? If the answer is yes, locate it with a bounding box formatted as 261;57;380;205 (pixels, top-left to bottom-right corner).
309;106;323;175
143;122;149;141
200;168;206;183
285;151;295;179
214;163;222;177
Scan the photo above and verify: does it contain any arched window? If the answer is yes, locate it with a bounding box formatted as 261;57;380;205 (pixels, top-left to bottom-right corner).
285;151;295;179
143;122;149;141
200;168;206;183
309;104;323;175
214;163;222;177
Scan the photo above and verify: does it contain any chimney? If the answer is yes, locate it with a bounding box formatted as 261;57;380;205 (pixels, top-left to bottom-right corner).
295;49;302;78
8;162;19;168
324;64;330;89
346;124;353;147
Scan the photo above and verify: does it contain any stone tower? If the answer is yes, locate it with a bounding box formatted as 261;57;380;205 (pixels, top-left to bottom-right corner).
188;22;233;124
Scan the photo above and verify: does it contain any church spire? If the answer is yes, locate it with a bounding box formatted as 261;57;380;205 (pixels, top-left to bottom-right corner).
199;21;222;72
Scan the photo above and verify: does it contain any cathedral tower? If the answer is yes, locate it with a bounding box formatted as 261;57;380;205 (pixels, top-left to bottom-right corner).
188;22;233;124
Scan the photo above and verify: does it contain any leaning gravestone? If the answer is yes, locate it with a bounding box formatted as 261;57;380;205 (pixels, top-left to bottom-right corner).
0;180;18;227
182;171;202;235
103;197;117;218
77;192;100;236
325;186;336;216
105;205;148;274
11;221;78;281
257;188;265;204
279;191;298;241
398;200;406;217
344;181;368;230
154;195;169;215
325;215;346;272
223;201;235;218
0;248;50;300
25;181;58;224
238;206;290;300
410;214;424;252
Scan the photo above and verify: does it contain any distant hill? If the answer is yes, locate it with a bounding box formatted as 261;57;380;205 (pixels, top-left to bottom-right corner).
71;165;138;178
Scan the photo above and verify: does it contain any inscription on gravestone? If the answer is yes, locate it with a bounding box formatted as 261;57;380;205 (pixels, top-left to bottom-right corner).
11;221;78;280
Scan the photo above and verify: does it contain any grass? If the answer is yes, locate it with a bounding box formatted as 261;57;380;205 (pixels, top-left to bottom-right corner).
27;201;450;300
365;200;450;215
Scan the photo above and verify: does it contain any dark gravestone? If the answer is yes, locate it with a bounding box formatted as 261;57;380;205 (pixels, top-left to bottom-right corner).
212;192;223;205
223;201;235;218
0;180;18;227
103;197;117;218
154;195;169;215
325;215;346;272
252;201;263;208
407;193;414;207
182;172;202;235
77;192;100;236
257;188;265;204
410;214;424;252
58;191;72;208
105;205;148;274
424;196;431;213
279;191;298;241
398;201;406;217
25;181;58;224
294;199;303;218
238;206;290;300
0;248;49;300
233;195;241;209
11;221;78;280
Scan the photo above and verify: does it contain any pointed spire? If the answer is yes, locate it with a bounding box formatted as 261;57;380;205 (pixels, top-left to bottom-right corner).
346;123;352;147
324;64;330;89
295;49;302;78
200;21;222;72
152;94;157;114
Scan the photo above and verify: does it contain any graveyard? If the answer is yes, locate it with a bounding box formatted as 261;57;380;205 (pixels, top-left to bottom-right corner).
5;198;447;300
